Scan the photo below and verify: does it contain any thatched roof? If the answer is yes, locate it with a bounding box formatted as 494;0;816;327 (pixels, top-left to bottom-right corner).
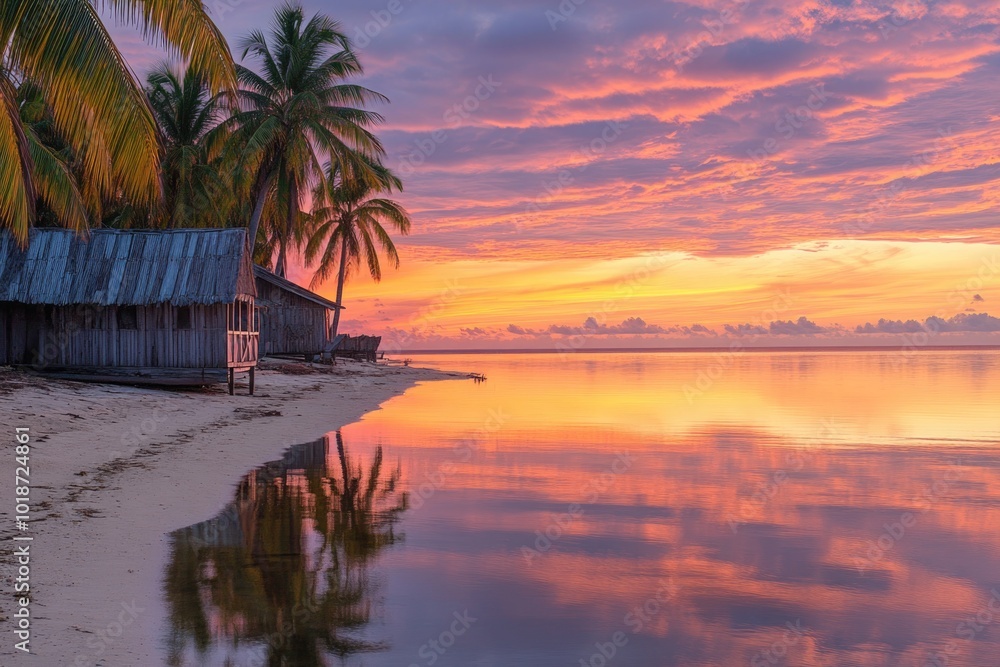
0;228;256;306
252;265;342;310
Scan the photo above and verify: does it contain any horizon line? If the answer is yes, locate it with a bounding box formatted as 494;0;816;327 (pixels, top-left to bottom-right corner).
393;344;1000;355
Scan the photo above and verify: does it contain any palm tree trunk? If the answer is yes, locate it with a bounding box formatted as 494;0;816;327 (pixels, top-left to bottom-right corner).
336;431;354;506
247;170;274;257
276;175;297;278
330;234;350;338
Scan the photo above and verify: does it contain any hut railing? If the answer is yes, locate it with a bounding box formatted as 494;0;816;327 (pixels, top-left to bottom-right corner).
227;330;259;366
226;300;259;367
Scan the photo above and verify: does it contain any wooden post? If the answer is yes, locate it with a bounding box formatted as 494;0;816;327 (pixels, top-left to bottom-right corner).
228;368;234;395
249;367;255;395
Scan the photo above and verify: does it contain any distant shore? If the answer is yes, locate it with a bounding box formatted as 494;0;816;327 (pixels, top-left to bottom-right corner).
0;360;461;665
400;344;1000;354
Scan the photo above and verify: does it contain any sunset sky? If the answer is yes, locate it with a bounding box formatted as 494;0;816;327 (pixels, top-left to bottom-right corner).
112;0;1000;349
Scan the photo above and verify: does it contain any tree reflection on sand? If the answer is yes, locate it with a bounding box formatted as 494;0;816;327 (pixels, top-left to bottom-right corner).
164;432;408;666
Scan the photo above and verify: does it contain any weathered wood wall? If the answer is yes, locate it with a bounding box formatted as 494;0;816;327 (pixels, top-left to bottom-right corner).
0;302;242;369
331;334;382;362
0;304;27;365
255;280;330;356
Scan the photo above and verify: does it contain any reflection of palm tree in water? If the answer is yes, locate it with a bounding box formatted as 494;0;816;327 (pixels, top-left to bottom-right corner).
164;432;408;666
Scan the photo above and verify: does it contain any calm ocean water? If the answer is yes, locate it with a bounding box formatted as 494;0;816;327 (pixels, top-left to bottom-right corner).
164;350;1000;666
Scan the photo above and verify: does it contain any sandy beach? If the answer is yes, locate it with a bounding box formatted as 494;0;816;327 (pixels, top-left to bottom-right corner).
0;360;461;666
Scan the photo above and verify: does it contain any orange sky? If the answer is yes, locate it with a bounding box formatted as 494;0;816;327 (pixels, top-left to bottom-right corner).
291;239;999;348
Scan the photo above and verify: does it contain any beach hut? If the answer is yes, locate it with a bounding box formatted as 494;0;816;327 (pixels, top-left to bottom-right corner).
0;228;259;393
253;266;342;360
328;334;382;362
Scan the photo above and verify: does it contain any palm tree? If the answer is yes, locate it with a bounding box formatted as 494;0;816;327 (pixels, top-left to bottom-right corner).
146;64;231;228
306;155;410;338
164;433;407;665
229;2;388;276
0;1;234;243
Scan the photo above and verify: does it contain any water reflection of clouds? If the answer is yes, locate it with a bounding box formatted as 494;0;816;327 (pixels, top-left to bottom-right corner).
341;352;1000;665
165;351;1000;665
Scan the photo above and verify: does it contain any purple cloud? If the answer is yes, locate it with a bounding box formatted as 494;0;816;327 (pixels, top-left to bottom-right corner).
104;1;1000;262
460;326;492;337
724;323;768;336
856;313;1000;334
767;317;829;335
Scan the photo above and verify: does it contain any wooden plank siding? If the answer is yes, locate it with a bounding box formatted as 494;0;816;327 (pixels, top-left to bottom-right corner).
254;278;331;356
0;302;254;369
0;229;260;380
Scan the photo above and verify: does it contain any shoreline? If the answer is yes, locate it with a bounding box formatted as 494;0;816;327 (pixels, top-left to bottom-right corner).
0;360;462;665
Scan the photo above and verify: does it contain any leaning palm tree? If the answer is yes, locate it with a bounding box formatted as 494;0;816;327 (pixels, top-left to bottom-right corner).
0;1;234;243
305;155;410;338
228;2;388;276
146;64;231;228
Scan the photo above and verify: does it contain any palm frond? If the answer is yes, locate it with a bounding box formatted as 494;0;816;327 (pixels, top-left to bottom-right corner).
100;0;236;92
25;125;88;232
9;0;163;209
0;75;34;243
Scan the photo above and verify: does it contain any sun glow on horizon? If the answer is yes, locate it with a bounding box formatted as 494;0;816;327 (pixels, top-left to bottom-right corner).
290;239;999;348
